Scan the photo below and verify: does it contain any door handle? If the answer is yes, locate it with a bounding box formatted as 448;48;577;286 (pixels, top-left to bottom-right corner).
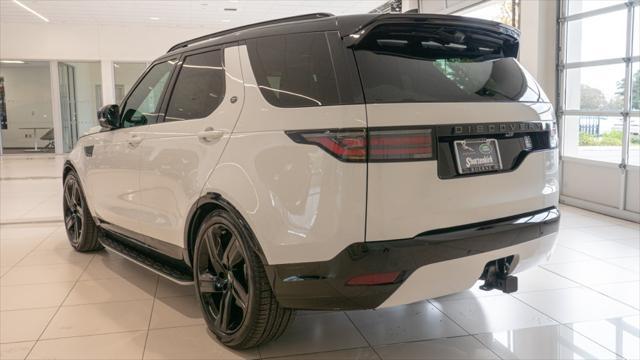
197;127;224;142
128;134;143;147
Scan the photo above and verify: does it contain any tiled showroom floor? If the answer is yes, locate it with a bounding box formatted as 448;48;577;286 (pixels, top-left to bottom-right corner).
0;155;639;359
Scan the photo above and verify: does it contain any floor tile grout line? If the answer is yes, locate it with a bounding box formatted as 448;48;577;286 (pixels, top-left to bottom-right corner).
141;276;160;360
566;316;640;359
342;311;383;360
22;252;95;359
259;345;377;360
506;290;627;358
8;328;149;345
0;225;63;281
542;262;640;280
0;176;62;180
536;265;640;310
10;195;61;225
468;334;505;360
426;299;473;337
425;298;506;359
0;219;64;226
556;240;640;265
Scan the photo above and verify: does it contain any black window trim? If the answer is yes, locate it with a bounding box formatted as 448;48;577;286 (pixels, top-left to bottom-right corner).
116;57;179;130
156;42;235;125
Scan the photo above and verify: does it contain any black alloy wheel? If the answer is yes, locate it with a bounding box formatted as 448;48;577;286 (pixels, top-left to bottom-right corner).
62;172;101;252
196;222;250;334
193;209;294;349
63;176;84;246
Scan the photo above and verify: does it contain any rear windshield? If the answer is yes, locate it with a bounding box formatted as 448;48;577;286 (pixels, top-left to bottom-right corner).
353;24;547;104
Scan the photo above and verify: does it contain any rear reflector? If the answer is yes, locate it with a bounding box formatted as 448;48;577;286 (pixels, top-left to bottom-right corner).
286;127;433;162
346;271;402;286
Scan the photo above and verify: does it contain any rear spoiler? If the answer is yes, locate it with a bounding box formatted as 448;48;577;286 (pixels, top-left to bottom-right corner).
340;13;520;57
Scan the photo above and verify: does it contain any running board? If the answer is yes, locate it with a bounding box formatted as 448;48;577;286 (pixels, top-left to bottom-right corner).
98;231;194;285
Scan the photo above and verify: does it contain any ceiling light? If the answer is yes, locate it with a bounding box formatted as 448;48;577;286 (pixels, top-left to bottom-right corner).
1;60;25;64
149;17;160;21
12;0;49;23
221;19;231;22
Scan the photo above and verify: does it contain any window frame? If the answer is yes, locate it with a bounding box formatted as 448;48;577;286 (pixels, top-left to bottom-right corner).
557;0;639;166
160;46;227;123
245;31;347;108
117;57;178;129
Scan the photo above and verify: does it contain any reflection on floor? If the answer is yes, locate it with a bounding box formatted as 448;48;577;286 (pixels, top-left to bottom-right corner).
1;155;639;359
1;149;55;155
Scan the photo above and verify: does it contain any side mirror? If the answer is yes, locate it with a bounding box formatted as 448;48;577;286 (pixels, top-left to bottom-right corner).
97;104;120;129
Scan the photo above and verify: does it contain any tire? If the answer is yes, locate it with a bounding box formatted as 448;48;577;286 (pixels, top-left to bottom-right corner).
63;171;102;252
193;209;295;349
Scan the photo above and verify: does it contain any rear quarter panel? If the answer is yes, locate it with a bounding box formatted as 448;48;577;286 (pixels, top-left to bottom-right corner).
200;45;368;265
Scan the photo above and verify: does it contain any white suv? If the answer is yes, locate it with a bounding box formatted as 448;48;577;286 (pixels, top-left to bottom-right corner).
63;13;560;349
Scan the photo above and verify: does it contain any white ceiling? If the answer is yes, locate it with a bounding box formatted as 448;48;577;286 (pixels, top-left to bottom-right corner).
0;0;389;28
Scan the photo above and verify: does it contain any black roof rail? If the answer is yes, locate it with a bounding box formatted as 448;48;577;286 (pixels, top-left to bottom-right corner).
167;12;334;53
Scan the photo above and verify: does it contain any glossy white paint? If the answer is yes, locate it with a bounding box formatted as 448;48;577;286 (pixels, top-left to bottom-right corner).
65;41;561;307
379;233;559;308
80;126;149;231
135;46;245;246
200;46;367;264
365;102;559;241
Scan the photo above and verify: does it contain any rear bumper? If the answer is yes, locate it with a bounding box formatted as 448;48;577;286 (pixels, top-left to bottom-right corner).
265;207;559;310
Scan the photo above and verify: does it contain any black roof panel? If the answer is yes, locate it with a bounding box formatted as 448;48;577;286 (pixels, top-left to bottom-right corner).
164;12;518;56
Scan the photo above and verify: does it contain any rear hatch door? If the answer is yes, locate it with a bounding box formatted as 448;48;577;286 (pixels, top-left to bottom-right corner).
349;16;559;241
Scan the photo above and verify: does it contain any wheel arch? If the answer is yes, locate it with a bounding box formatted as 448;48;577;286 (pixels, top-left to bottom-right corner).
184;192;268;268
63;160;77;180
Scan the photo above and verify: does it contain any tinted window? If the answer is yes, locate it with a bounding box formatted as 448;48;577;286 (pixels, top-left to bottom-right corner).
165;50;225;122
121;61;174;128
247;32;340;107
353;23;545;104
355;53;540;103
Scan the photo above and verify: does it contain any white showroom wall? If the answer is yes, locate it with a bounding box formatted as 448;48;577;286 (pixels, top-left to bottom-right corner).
0;22;210;154
0;22;210;62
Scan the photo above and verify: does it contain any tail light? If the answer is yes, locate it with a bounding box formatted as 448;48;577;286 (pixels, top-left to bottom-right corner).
286;127;434;162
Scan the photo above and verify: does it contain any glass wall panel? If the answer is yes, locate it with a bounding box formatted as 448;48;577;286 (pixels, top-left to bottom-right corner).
563;115;623;163
632;62;639;112
565;63;626;111
566;9;627;63
58;61;101;152
114;62;147;104
456;0;519;28
567;0;625;16
0;60;55;153
630;116;639;166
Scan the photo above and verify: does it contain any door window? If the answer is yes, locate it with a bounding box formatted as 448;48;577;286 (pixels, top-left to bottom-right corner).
120;60;174;128
165;50;225;122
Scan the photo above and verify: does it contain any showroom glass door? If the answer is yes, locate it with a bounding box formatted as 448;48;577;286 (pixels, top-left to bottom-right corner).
558;0;639;219
59;62;78;153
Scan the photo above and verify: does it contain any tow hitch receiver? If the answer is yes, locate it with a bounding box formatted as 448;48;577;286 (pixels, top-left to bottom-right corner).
479;257;518;294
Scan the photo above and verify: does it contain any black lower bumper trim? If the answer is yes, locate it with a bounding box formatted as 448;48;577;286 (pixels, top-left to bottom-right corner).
265;207;559;310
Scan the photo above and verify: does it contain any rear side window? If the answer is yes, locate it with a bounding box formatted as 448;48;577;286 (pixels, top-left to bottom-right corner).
165;50;225;122
247;33;341;107
353;24;546;104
